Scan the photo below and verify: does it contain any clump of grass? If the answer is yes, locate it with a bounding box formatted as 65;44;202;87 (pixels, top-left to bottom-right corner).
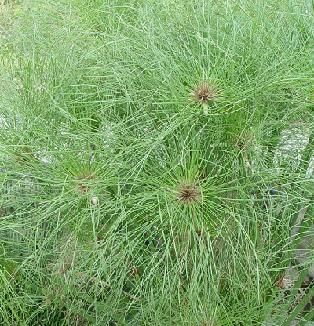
0;0;313;325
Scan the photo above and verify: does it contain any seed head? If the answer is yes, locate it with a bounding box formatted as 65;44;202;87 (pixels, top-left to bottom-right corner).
191;82;218;105
176;182;201;204
76;172;95;194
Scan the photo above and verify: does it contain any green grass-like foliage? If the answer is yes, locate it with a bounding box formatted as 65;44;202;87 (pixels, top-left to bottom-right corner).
0;0;313;325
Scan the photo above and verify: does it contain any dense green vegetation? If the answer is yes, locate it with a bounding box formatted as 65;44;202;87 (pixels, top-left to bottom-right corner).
0;0;313;324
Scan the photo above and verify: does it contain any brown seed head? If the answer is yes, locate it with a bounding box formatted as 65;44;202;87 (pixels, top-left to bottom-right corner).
192;82;218;104
76;172;95;194
177;183;201;204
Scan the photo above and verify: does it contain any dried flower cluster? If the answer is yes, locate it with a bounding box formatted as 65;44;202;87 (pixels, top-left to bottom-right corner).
176;182;201;204
191;82;219;105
